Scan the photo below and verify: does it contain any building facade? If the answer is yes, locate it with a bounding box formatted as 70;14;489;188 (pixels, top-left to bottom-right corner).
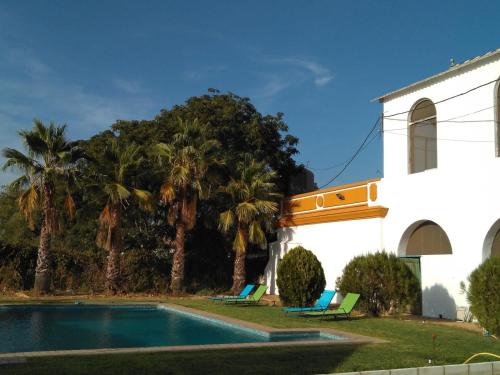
264;49;500;319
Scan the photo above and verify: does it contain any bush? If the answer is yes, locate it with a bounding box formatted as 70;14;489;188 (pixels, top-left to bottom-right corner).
276;246;326;307
465;256;500;336
336;251;421;316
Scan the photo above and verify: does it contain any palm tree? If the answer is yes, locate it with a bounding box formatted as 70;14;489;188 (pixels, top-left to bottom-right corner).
154;118;222;294
2;120;85;294
218;156;280;294
93;140;153;295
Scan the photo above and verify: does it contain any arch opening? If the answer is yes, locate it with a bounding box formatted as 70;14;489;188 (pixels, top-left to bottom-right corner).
399;220;452;256
482;219;500;260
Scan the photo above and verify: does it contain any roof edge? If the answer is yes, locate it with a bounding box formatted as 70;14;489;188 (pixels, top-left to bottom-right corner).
374;48;500;103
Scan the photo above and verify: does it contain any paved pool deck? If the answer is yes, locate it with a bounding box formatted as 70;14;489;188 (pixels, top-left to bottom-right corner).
0;302;385;360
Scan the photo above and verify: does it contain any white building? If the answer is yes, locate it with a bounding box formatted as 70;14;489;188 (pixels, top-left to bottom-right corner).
264;49;500;319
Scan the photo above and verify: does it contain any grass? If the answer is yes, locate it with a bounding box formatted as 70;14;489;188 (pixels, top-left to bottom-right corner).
1;296;499;375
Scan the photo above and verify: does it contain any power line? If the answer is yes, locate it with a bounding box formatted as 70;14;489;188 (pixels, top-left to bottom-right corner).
382;130;494;143
318;116;381;189
384;119;495;132
383;78;500;119
312;79;499;187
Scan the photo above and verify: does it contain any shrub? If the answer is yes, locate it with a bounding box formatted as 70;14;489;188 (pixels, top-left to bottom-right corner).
465;256;500;336
277;246;326;307
336;251;421;316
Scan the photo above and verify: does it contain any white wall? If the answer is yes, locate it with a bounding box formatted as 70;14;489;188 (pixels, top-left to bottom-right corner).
265;218;384;302
380;56;500;318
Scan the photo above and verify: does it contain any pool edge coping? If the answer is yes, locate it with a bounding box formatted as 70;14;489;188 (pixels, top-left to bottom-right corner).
160;303;386;344
0;302;385;360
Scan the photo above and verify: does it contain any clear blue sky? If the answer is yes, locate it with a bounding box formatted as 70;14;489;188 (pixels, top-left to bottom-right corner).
1;1;499;187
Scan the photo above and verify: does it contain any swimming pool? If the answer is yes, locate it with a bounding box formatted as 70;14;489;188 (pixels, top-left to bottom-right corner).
0;304;343;353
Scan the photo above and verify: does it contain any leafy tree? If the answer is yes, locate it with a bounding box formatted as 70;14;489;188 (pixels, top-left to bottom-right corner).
2;120;85;294
92;140;153;294
153;118;222;293
113;91;303;195
276;246;326;307
218;156;280;293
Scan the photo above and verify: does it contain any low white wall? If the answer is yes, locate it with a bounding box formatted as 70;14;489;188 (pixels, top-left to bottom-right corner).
329;361;500;375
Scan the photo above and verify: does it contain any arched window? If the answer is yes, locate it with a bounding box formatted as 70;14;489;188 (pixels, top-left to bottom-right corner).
409;99;437;173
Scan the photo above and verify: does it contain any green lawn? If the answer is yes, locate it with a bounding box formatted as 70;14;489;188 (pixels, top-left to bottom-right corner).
1;297;499;375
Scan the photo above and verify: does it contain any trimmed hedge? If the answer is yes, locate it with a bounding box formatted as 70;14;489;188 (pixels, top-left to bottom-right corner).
276;246;326;307
336;251;421;316
465;256;500;336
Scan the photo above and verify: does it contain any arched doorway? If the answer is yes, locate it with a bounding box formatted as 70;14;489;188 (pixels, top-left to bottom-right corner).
483;219;500;260
398;220;453;317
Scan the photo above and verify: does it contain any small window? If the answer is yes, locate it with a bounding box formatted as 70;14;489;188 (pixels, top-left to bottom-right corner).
409;99;437;173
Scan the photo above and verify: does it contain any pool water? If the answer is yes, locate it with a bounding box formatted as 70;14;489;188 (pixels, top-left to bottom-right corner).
0;305;340;353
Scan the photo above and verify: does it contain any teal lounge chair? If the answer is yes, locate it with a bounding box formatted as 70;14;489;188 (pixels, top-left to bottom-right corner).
283;290;336;314
304;293;360;319
224;284;268;305
208;284;255;301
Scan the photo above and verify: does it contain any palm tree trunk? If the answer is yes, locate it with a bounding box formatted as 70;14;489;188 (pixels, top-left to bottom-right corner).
170;221;186;294
232;249;247;294
34;183;54;294
34;217;51;294
232;227;248;294
105;208;122;295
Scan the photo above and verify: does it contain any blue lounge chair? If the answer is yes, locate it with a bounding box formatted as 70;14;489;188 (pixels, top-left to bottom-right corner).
283;290;336;314
208;284;255;301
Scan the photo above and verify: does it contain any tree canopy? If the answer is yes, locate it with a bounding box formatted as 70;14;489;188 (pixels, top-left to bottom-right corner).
0;90;306;294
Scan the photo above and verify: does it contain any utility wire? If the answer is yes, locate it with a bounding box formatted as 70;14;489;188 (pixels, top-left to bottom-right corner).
312;79;499;187
318;116;381;189
383;78;500;118
382;130;493;143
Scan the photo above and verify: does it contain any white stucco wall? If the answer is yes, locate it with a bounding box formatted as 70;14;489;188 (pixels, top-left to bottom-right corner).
380;55;500;318
265;217;384;302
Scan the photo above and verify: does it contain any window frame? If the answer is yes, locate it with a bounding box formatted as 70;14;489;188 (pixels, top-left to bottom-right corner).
408;98;437;174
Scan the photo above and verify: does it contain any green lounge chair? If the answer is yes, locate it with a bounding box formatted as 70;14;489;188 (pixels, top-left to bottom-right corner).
304;293;360;319
283;290;336;314
224;284;268;305
208;284;255;301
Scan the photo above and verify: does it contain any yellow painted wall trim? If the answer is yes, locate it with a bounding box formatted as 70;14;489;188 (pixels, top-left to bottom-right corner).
284;178;381;201
369;183;378;201
277;205;389;228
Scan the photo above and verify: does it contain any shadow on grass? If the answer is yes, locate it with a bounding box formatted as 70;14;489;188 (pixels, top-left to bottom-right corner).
1;344;364;375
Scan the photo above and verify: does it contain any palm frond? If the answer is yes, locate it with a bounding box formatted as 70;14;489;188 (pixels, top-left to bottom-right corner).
132;188;154;212
219;210;235;233
248;220;267;249
233;227;247;253
160;182;176;203
235;202;258;223
2;148;41;173
17;185;39;229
